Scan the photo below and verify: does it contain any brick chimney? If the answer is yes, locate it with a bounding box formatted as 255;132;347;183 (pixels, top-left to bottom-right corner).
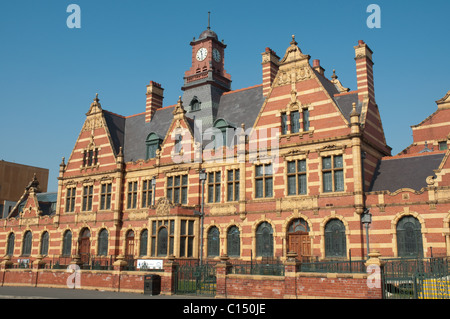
145;81;164;123
312;59;325;76
261;47;280;97
354;40;374;101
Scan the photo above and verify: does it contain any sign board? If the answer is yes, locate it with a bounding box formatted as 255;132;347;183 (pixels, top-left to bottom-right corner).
137;259;163;270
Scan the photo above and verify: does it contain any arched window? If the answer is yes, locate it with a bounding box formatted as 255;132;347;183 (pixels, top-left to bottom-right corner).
146;133;162;160
62;230;72;256
397;216;423;258
157;227;168;256
22;231;32;256
98;229;108;256
288;218;310;233
324;219;346;258
6;233;15;256
190;97;201;111
227;226;240;257
207;226;220;257
139;229;148;257
40;231;49;256
256;222;273;257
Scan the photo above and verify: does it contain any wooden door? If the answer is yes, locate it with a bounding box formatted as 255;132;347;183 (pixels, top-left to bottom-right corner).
288;231;311;260
78;231;91;264
125;231;135;257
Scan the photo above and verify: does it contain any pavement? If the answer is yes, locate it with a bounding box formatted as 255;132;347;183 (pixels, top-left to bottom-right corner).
0;286;214;299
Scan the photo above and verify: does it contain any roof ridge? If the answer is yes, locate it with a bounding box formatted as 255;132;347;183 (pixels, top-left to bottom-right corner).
103;109;126;119
380;150;446;161
222;84;262;96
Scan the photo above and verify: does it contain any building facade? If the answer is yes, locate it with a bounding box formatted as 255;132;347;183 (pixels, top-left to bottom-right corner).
0;160;49;218
2;25;450;266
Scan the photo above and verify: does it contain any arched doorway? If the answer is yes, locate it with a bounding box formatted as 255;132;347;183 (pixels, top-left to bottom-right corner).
287;218;311;260
125;230;135;258
78;228;91;264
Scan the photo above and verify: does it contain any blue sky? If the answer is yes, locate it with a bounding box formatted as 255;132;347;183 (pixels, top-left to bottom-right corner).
1;0;449;192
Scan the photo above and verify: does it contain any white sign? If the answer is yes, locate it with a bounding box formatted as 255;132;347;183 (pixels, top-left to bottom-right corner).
137;259;163;270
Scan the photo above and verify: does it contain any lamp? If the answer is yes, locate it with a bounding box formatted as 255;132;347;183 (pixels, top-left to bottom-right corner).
361;209;372;258
199;170;207;264
151;177;156;206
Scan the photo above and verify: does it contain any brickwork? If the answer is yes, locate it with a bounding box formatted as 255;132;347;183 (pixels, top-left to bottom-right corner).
1;25;450;298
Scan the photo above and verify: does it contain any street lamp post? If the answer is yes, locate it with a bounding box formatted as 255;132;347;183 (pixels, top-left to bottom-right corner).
151;177;156;206
361;209;372;258
199;170;207;265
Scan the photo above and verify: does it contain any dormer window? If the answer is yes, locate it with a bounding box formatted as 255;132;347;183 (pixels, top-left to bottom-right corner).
213;118;235;149
146;133;162;160
190;97;201;111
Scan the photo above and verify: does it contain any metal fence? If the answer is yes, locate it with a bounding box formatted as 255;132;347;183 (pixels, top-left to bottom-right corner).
228;258;285;276
382;256;450;299
299;258;367;274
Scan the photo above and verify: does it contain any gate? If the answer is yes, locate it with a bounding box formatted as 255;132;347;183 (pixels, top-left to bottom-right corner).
174;261;216;296
382;256;450;299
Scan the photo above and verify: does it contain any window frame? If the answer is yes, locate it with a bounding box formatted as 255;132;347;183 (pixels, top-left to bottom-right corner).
40;231;49;256
255;222;273;257
324;219;347;258
6;233;15;256
98;229;109;256
100;183;112;210
166;175;188;205
65;187;76;212
322;155;344;193
62;230;72;257
287;159;307;196
207;171;221;203
227;226;240;257
127;181;138;209
226;169;240;202
207;226;220;257
21;231;32;257
146;133;161;160
82;185;93;211
255;163;273;198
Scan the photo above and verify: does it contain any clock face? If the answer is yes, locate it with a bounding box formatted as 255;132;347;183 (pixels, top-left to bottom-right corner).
196;48;208;61
213;48;221;62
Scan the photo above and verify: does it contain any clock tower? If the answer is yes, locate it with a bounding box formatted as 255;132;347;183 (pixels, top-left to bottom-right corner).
182;14;232;130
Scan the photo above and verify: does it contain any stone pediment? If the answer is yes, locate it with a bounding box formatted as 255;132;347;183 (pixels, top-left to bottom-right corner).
436;90;450;109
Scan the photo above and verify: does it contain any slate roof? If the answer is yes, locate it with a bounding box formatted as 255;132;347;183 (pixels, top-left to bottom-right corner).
105;85;265;163
313;70;362;123
369;153;445;192
36;192;57;216
215;85;265;131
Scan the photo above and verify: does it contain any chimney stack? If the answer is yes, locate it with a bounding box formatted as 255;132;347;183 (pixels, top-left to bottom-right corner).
354;40;375;101
312;59;325;76
261;47;280;97
145;81;164;123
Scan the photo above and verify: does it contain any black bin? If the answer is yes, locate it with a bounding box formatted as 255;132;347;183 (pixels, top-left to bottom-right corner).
143;275;161;295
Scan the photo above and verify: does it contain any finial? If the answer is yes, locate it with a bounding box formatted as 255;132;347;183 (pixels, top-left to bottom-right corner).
94;93;99;102
207;11;211;30
332;69;338;80
290;34;298;45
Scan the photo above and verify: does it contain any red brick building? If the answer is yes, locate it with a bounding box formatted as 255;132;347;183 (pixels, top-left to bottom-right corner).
2;24;450;268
